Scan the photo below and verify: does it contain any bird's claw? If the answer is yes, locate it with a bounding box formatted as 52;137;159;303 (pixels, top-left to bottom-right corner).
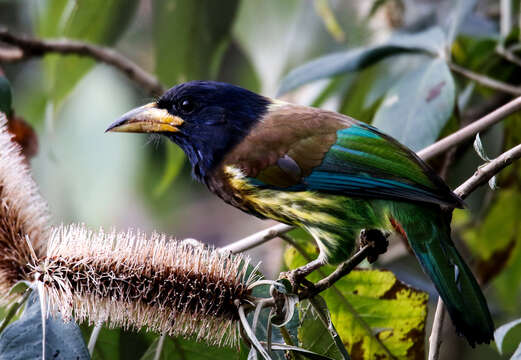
360;229;389;263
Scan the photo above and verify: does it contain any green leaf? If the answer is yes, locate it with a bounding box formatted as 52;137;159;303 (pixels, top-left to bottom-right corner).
372;57;455;151
89;327;120;360
0;75;12;116
298;298;350;360
36;0;139;105
233;0;303;94
313;0;346;43
338;63;385;120
153;142;185;197
0;291;89;360
7;282;29;297
446;0;478;45
140;335;248;360
278;27;446;95
512;344;521;360
153;0;240;84
152;0;239;192
285;244;428;360
495;318;521;356
217;41;262;93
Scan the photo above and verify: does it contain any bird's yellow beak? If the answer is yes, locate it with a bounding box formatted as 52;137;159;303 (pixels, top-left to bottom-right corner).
105;102;184;133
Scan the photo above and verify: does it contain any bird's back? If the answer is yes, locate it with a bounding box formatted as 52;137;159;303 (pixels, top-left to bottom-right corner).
206;102;462;212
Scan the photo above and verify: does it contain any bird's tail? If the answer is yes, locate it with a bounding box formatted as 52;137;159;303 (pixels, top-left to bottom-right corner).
389;202;494;346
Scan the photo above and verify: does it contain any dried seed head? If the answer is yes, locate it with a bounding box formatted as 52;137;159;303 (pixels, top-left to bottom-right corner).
0;114;49;295
34;224;256;347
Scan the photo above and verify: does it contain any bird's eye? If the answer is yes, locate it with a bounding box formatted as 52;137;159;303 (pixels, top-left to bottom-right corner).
178;98;195;114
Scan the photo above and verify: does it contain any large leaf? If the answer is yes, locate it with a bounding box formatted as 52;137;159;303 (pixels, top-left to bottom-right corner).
298;297;350;360
36;0;139;105
233;0;304;94
217;41;262;93
153;142;185;197
0;291;89;360
88;326;120;360
338;62;385;120
372;57;455;151
278;27;446;95
285;244;428;360
151;0;239;193
153;0;240;85
445;0;478;45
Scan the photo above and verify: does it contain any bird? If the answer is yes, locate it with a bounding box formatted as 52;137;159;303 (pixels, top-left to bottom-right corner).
106;80;494;345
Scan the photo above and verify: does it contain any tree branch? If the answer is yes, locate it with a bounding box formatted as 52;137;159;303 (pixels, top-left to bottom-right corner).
0;29;165;97
428;298;446;360
497;46;521;68
454;143;521;199
298;244;372;300
220;223;293;254
418;96;521;160
448;62;521;96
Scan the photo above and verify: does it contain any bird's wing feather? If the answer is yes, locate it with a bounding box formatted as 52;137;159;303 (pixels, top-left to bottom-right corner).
222;103;462;207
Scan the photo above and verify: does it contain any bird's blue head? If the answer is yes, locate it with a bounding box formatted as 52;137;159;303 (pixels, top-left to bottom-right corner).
106;81;270;180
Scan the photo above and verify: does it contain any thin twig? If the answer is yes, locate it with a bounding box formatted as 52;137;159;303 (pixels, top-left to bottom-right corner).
497;47;521;67
299;245;372;300
448;62;521;96
454;143;521;199
499;0;513;42
428;298;446;360
418;96;521;160
0;29;164;97
508;43;521;53
153;334;166;360
221;223;293;254
87;324;103;356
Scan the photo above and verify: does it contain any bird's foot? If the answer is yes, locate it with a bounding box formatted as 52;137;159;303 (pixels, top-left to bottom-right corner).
360;229;389;263
280;258;325;293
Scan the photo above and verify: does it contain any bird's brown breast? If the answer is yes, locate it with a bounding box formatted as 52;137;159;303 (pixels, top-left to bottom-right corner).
204;102;352;217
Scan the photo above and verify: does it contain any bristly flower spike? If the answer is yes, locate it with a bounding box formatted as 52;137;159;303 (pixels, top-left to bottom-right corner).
0;114;49;297
33;224;257;347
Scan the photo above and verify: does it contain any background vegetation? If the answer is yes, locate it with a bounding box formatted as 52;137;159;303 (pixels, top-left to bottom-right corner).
1;0;521;359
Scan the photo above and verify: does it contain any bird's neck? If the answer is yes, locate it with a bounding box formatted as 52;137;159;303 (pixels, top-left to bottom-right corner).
168;135;214;181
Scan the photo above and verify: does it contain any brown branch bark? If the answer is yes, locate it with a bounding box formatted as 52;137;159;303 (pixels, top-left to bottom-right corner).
449;62;521;96
298;244;372;300
0;29;164;97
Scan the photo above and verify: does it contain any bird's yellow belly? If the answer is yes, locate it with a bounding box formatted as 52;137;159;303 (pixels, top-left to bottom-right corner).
223;166;388;263
224;166;344;226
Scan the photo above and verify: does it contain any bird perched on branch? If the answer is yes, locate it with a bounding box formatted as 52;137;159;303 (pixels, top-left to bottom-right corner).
107;80;493;345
